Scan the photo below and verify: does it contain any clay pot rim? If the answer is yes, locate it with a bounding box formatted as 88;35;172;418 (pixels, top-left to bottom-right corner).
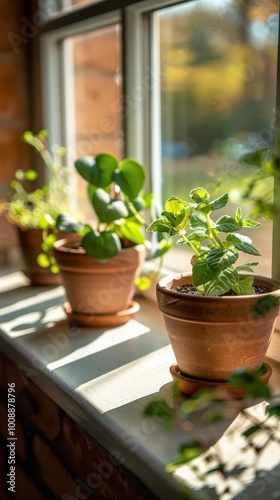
158;272;280;300
54;237;145;256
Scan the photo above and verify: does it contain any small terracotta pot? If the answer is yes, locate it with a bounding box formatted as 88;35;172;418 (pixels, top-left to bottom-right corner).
54;238;145;316
157;273;280;382
17;227;61;286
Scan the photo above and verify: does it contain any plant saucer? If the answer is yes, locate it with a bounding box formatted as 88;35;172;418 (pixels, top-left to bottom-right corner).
63;300;140;328
170;362;272;399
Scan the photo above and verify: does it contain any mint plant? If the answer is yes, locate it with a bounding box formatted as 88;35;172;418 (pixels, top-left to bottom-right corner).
148;187;261;296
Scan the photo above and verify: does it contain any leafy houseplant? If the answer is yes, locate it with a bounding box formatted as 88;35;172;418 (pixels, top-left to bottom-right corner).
54;154;170;327
233;147;279;221
148;186;280;391
0;130;70;285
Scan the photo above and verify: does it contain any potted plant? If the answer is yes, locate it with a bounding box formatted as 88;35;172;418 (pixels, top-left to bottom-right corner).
54;154;171;327
147;186;280;394
0;130;71;285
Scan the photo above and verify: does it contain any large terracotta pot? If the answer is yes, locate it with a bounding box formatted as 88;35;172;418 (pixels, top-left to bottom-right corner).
157;273;280;382
17;227;61;286
54;238;145;321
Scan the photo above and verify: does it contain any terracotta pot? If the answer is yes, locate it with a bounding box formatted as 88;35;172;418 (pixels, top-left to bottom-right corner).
157;273;280;382
54;238;145;317
17;227;61;286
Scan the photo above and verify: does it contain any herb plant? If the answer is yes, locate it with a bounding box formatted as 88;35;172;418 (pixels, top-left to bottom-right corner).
57;154;171;262
0;130;69;229
232;147;279;220
0;130;71;273
148;187;261;296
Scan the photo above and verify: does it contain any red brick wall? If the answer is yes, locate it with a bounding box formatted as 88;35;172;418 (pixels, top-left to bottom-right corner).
0;354;158;499
0;0;30;263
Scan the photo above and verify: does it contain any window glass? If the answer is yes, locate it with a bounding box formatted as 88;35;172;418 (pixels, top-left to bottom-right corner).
155;0;279;275
63;24;122;215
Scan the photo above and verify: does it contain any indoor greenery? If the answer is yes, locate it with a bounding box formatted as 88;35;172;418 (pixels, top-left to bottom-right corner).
231;147;280;220
144;369;280;492
0;129;71;273
148;186;262;296
57;154;171;265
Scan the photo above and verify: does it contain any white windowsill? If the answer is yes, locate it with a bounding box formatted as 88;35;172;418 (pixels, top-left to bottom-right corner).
1;269;280;499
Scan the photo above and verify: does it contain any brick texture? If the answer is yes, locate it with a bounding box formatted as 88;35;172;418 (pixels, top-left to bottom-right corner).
0;353;158;499
0;0;30;263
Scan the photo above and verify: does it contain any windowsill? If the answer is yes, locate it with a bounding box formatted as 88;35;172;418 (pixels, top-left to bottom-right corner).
1;269;280;498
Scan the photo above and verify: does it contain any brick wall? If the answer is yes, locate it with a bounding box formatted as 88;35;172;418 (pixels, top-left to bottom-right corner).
0;353;158;500
0;0;30;264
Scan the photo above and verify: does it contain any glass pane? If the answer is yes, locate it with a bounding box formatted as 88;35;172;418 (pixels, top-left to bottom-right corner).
42;0;105;17
63;24;122;215
155;0;279;275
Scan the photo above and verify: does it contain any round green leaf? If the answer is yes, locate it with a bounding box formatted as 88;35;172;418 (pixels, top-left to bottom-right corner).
113;159;145;199
38;214;55;230
37;253;51;268
75;154;118;187
82;231;121;260
25;169;38;181
135;277;151;291
92;189;129;223
50;264;60;274
56;213;84;233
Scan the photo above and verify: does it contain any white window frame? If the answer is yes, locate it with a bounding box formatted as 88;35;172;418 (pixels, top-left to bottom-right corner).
40;0;280;280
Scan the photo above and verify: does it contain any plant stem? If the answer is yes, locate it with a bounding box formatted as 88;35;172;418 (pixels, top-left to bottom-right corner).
181;233;200;256
205;213;224;249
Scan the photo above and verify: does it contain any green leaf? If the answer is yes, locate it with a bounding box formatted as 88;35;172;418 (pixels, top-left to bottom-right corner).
38;214;55;230
190;187;210;203
228;367;271;398
240;148;269;167
82;231;121;260
189;212;208;237
242;424;262;438
235;207;243;224
215;216;242;232
242;219;261;228
50;264;60;274
118;220;145;244
236;262;259;272
135;277;151;291
42;233;57;251
144;400;175;420
209;193;229;211
226;235;261;256
266;404;280;418
113;158;145;199
231;276;254;295
166;441;202;472
192;259;217;287
56;213;84;233
150;238;172;258
25;169;38;181
75;154;118;187
165;196;188;214
147;218;172;233
92;189;129;223
202;268;238;296
206;248;238;273
37;253;51;268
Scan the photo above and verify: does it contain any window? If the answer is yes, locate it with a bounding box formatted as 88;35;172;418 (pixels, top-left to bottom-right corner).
153;0;279;275
40;0;279;276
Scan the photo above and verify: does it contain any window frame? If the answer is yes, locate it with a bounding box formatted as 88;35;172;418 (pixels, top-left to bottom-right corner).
38;0;280;280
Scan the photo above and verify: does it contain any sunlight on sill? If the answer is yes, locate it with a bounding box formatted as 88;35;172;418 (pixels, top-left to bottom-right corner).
47;320;151;372
76;345;173;412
